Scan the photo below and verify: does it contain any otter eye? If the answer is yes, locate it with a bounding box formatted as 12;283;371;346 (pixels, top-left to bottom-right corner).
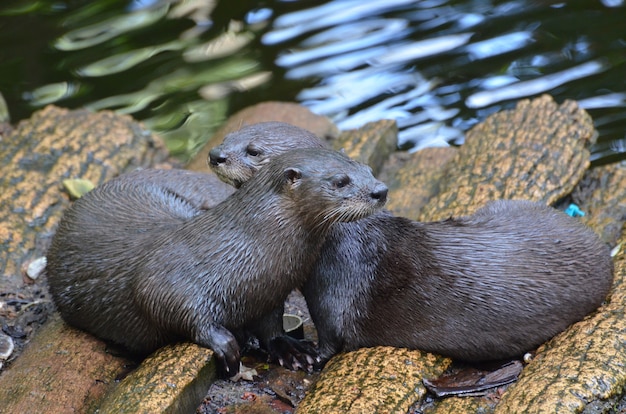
332;175;351;189
246;146;261;157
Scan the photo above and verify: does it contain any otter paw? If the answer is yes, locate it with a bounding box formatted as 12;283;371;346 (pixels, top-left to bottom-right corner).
200;325;241;377
268;335;320;372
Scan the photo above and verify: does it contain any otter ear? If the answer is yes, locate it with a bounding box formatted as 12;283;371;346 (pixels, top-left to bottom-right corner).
284;167;302;186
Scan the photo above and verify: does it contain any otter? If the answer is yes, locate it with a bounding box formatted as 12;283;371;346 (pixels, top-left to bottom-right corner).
304;201;613;363
46;148;388;376
108;168;236;212
208;124;614;365
208;121;326;188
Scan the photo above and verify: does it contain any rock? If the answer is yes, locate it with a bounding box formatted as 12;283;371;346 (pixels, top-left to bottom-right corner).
98;343;216;414
0;315;132;413
0;105;168;411
0;105;168;290
379;147;457;220
297;347;450;414
186;101;339;172
23;256;47;281
0;332;14;360
418;95;597;221
573;163;626;246
332;119;398;176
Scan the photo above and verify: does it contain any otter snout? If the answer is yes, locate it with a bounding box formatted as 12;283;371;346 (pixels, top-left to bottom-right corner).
370;183;388;204
208;147;227;167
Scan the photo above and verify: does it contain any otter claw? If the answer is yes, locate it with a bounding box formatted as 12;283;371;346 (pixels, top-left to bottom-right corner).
268;335;319;372
305;354;316;366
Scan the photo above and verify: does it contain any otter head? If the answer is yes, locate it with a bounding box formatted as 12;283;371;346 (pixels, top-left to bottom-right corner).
263;148;388;232
208;121;325;188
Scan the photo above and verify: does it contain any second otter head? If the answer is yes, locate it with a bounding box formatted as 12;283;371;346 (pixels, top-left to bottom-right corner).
245;148;388;230
208;121;326;188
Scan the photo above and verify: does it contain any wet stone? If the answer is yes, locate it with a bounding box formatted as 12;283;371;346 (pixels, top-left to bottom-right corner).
332;119;398;176
379;147;457;220
418;95;596;221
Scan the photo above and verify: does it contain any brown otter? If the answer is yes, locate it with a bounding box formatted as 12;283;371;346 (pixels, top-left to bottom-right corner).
208;125;614;365
46;148;388;376
208;121;326;188
304;201;613;363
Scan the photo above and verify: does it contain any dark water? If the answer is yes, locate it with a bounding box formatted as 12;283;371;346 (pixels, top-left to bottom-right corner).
1;0;625;164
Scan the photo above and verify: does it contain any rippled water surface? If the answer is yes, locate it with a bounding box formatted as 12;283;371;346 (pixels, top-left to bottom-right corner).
1;0;625;164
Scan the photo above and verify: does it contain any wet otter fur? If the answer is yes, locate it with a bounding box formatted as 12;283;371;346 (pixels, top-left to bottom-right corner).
209;121;326;188
109;168;235;212
209;123;614;365
304;201;613;363
46;148;388;376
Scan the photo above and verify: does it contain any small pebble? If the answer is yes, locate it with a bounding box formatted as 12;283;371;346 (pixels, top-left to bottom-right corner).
0;332;15;360
25;256;47;280
523;352;533;364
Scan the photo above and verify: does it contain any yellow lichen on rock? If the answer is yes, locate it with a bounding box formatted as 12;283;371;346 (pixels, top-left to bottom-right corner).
0;105;167;282
380;147;457;220
99;343;216;414
419;95;596;221
298;347;451;414
333;120;398;176
574;164;626;246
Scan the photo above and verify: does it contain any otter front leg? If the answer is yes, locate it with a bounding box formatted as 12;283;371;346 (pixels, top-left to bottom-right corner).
252;305;319;372
195;323;241;377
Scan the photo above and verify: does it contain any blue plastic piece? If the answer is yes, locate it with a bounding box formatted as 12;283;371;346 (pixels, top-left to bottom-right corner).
564;203;586;218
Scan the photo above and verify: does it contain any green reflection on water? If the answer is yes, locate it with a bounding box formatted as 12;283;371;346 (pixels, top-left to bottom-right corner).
54;4;170;51
0;0;272;159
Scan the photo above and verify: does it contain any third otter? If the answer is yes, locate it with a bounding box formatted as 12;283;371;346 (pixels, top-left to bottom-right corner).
209;122;614;365
209;121;326;188
46;148;388;376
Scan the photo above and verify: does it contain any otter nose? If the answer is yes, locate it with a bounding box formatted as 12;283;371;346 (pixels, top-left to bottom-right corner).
370;184;388;203
208;148;227;166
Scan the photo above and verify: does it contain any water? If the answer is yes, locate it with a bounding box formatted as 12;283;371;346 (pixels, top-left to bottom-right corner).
0;0;625;164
